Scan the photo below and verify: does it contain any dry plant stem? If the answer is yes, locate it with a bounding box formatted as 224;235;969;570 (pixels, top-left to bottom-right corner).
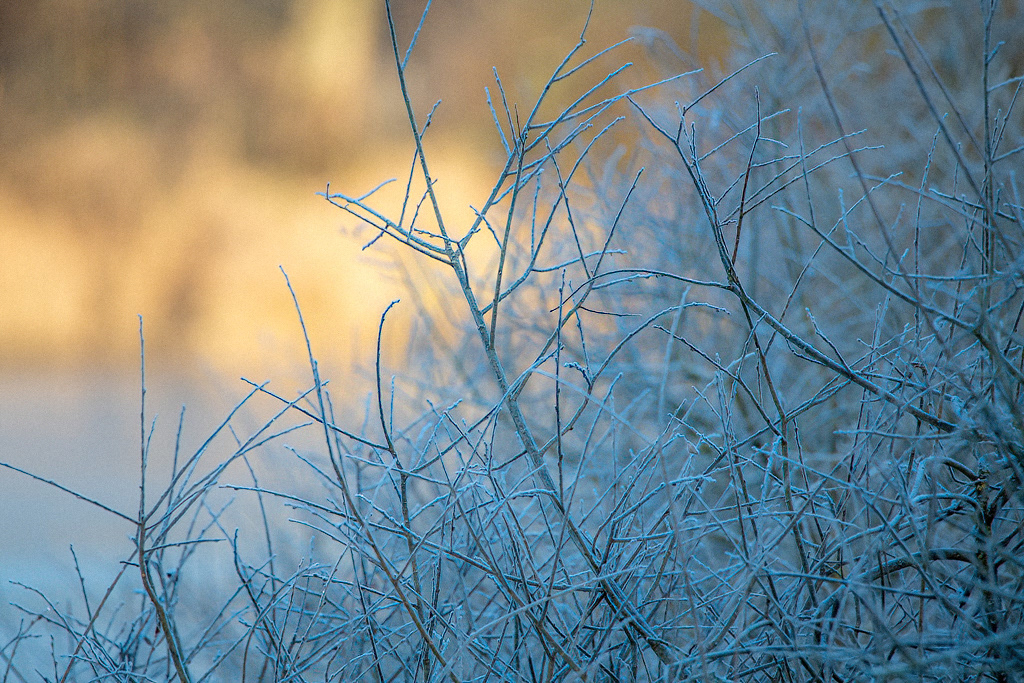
731;87;761;266
240;380;387;451
282;269;459;683
0;463;134;523
348;541;387;683
870;0;990;226
375;299;431;683
723;98;819;619
0;622;31;683
630;99;957;435
489;135;525;345
383;0;676;665
136;317;194;683
805;0;1015;369
431;492;586;680
783;199;1024;370
806;7;1016;670
58;563;130;683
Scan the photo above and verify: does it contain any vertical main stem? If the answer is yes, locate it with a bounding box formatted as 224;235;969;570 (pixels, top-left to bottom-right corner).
137;317;193;683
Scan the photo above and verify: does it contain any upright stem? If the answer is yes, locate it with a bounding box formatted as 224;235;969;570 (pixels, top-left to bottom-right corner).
137;317;193;683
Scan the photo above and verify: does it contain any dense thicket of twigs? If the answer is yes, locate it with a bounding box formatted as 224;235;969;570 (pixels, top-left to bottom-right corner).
3;1;1023;681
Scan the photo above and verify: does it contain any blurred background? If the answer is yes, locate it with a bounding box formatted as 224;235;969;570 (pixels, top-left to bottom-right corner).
0;0;728;378
0;0;726;587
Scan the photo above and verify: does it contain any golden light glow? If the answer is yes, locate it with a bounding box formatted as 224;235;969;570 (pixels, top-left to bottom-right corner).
0;0;725;378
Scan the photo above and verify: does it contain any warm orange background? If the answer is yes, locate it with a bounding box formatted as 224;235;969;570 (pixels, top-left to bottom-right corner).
0;0;728;381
